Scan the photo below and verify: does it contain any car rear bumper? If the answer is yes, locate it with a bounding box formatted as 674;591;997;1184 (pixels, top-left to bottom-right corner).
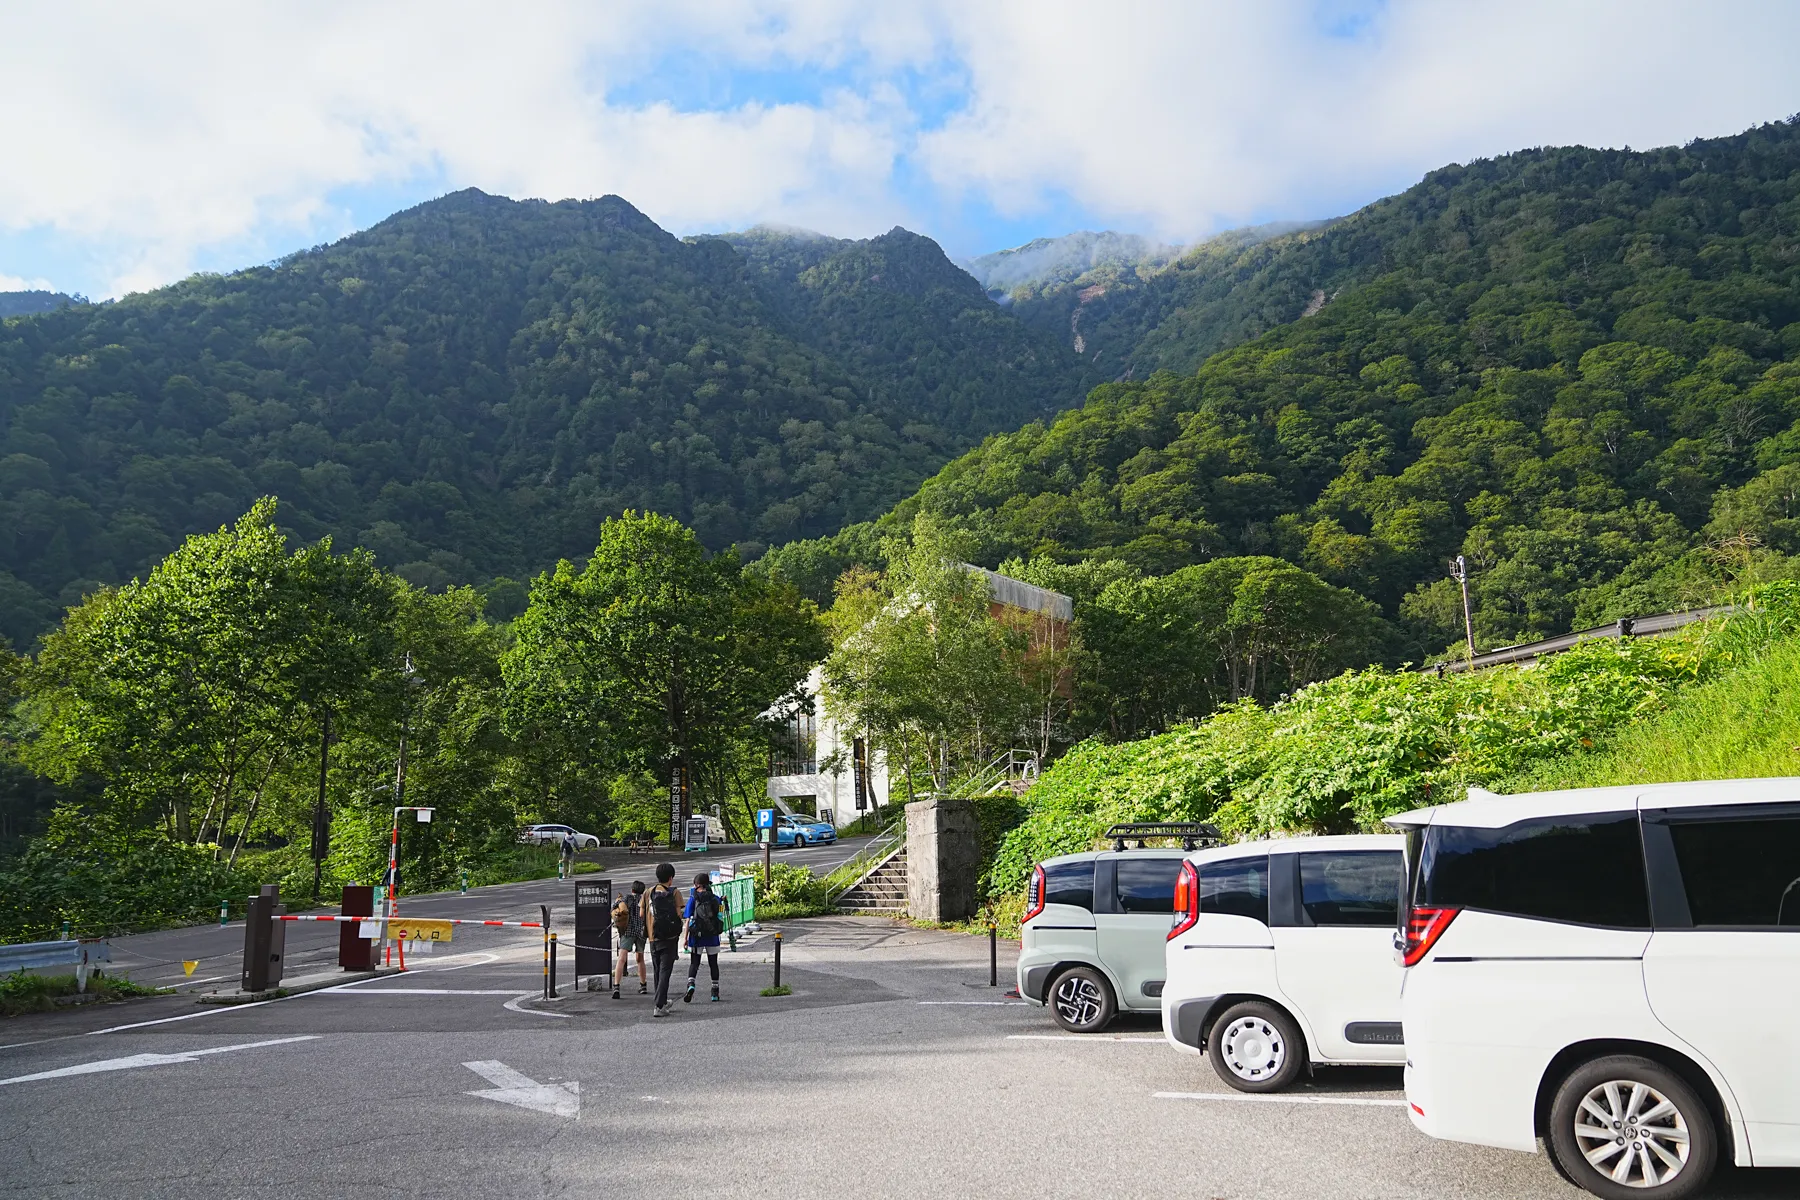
1164;995;1217;1054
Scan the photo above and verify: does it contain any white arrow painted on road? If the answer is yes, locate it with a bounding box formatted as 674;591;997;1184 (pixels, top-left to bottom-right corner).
463;1060;580;1119
0;1036;318;1086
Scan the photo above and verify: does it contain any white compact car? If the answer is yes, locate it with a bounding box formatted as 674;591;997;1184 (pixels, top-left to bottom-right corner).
517;824;600;850
1392;780;1800;1199
1161;834;1407;1091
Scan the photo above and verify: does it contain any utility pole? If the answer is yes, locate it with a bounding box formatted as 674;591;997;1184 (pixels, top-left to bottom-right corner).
1448;555;1476;665
310;707;331;902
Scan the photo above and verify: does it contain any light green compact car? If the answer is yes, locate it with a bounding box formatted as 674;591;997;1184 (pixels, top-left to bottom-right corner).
1015;823;1219;1032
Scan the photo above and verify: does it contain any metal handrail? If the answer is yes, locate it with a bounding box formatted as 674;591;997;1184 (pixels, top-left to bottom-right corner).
828;827;905;901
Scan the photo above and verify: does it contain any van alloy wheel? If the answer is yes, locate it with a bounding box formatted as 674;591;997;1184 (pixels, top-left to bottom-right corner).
1053;975;1105;1027
1220;1015;1287;1082
1571;1079;1690;1189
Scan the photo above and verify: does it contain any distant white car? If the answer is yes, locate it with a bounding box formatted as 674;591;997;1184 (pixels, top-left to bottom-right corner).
518;824;599;850
1162;834;1407;1092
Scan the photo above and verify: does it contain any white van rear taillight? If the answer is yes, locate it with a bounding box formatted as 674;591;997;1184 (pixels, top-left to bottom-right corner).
1168;861;1199;941
1401;905;1459;966
1024;864;1046;923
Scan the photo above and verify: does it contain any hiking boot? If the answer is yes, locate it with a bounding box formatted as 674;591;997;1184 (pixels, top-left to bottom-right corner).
710;984;719;1002
611;986;620;1000
638;981;648;994
683;981;695;1004
652;1005;666;1018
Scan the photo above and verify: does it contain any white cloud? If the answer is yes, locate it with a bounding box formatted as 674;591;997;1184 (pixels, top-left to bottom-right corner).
0;274;56;293
1;1;1795;296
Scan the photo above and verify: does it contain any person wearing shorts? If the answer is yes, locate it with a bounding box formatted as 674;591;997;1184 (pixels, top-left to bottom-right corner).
612;880;647;998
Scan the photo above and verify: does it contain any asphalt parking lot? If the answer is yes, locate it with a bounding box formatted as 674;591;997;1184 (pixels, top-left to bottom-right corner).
2;909;1795;1199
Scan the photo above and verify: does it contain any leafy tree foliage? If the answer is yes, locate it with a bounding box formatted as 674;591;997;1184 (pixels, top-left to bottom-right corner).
502;511;825;831
0;193;1078;648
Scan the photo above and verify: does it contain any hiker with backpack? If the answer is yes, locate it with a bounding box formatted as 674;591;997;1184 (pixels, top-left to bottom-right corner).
611;880;648;1000
683;872;729;1003
642;863;683;1016
558;833;576;880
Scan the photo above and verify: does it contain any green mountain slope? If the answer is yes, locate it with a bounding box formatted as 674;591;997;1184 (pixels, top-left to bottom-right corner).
719;225;1091;433
0;192;1074;647
767;118;1800;650
0;292;83;319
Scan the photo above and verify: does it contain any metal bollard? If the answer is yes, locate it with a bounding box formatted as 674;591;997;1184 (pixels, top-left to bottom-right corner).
219;900;229;927
989;922;998;987
460;868;468;895
772;931;782;989
61;919;71;941
549;933;559;997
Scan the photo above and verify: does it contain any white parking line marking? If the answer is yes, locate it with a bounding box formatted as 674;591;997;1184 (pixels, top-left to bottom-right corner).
504;993;571;1019
0;1036;318;1087
323;989;526;995
1154;1091;1408;1107
918;1001;1027;1006
1006;1034;1164;1042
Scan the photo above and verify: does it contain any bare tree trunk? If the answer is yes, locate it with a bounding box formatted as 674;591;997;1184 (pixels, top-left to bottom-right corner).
227;755;282;869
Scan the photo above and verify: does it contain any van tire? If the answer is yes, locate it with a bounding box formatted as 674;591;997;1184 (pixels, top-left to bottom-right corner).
1047;966;1115;1033
1207;1001;1305;1092
1547;1055;1717;1200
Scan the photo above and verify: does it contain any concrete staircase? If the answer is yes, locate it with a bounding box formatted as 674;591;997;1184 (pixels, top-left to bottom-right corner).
834;847;907;914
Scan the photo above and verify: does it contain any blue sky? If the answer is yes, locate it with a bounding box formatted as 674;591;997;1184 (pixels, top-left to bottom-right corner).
2;1;1796;299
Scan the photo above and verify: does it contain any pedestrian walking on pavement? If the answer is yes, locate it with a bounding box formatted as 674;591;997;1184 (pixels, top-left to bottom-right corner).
683;872;728;1003
611;880;648;999
558;833;576;880
643;863;683;1016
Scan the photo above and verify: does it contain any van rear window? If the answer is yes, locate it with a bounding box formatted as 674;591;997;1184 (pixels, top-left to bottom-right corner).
1042;861;1094;912
1415;813;1649;928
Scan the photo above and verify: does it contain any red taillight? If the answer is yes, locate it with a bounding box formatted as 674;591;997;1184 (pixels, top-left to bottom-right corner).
1401;905;1459;966
1024;864;1046;923
1168;861;1199;941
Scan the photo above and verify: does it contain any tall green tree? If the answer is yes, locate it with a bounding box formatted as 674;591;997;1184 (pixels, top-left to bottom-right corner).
501;511;824;836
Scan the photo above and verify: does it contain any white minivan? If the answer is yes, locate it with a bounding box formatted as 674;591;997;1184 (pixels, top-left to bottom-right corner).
1392;780;1800;1199
1161;834;1408;1091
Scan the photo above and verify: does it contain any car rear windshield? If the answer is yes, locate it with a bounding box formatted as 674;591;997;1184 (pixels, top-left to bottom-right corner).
1114;858;1181;913
1414;812;1649;928
1042;861;1094;911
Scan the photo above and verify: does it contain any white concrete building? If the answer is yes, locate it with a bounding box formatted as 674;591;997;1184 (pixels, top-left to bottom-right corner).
764;565;1073;829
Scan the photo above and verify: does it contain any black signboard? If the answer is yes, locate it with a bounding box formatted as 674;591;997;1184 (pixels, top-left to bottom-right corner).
667;761;689;848
853;736;870;812
574;878;612;980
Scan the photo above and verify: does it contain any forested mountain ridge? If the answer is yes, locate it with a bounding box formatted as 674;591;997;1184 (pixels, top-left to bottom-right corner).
717;225;1093;434
0;191;1079;647
762;118;1800;656
0;291;84;319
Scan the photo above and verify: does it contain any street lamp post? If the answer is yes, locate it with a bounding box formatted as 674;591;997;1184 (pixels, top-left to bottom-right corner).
1448;555;1476;665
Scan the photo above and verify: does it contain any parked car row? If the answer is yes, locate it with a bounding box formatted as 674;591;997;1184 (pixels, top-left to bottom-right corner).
1018;779;1800;1198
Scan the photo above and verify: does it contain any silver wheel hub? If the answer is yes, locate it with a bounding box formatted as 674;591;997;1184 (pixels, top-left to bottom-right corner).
1573;1078;1691;1189
1052;976;1104;1028
1220;1015;1287;1081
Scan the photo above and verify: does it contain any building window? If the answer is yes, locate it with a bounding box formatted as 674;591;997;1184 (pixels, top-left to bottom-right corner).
769;712;817;777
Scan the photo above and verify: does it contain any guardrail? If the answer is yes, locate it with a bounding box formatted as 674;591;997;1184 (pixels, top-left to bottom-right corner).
0;938;112;991
1421;606;1733;675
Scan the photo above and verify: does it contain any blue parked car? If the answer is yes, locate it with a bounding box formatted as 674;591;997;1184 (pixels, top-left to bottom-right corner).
775;814;837;847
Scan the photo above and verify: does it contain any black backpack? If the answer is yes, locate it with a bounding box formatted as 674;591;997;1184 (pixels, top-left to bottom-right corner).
648;885;681;941
691;890;723;939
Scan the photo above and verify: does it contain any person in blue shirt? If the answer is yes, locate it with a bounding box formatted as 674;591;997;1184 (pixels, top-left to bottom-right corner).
683;872;729;1003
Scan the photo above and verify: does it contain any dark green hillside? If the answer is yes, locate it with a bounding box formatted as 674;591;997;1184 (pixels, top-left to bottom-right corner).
0;292;82;319
719;226;1092;433
0;193;1074;647
768;118;1800;650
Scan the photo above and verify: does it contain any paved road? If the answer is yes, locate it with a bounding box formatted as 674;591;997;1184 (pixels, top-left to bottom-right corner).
92;836;876;993
3;915;1794;1199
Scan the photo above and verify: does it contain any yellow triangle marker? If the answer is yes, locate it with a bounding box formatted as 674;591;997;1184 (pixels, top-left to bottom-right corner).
183;961;198;976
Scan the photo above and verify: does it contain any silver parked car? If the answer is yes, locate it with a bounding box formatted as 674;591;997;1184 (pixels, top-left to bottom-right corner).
518;823;599;850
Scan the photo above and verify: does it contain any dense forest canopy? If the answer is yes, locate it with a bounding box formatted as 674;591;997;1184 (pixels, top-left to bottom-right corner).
0;193;1083;648
762;118;1800;657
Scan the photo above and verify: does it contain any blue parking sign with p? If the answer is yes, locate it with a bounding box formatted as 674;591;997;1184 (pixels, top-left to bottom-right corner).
756;808;775;830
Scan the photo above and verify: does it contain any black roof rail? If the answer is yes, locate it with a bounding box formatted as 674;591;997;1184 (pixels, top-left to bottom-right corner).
1102;822;1223;853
